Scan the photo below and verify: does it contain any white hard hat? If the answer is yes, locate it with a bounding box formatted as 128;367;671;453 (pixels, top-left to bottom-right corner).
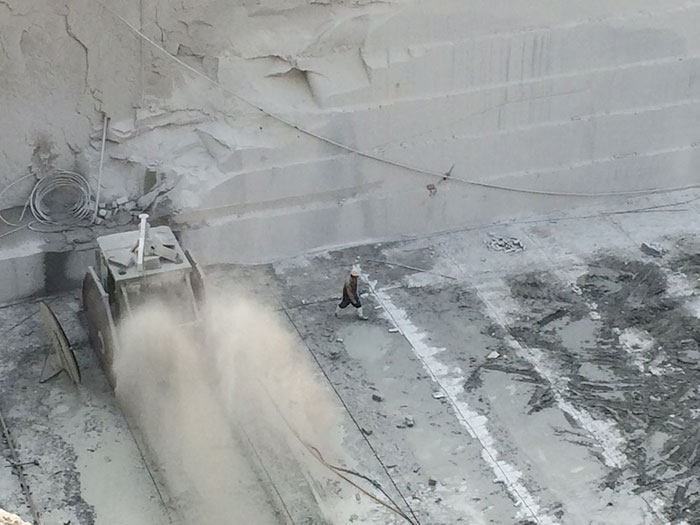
350;267;360;277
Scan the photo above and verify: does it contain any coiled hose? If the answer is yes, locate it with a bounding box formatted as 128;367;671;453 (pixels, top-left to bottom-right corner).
29;170;93;225
0;171;93;238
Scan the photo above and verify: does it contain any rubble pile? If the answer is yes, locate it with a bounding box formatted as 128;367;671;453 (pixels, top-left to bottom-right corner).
94;196;139;227
485;234;525;253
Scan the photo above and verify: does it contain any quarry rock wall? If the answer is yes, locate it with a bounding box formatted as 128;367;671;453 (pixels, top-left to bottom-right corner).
0;0;143;202
2;0;700;264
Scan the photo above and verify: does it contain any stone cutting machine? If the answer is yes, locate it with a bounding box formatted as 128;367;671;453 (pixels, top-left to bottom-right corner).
82;214;206;385
81;215;330;523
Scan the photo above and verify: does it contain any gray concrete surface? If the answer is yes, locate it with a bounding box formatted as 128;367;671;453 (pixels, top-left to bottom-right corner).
211;191;700;524
0;293;171;524
279;193;700;524
3;192;700;523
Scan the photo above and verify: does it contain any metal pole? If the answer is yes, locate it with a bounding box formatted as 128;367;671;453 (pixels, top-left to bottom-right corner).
92;113;109;223
139;0;144;103
137;213;149;272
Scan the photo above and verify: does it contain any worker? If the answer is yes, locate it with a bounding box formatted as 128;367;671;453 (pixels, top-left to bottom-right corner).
335;267;368;320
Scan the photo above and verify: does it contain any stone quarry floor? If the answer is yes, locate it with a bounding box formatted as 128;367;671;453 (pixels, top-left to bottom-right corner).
2;192;700;524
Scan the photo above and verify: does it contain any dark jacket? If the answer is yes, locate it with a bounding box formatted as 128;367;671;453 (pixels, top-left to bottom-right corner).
342;275;360;306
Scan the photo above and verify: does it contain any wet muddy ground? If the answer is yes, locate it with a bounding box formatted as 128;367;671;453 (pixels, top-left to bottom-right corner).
265;195;700;525
507;249;700;523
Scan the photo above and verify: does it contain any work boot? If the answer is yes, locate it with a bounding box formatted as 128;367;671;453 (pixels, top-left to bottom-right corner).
356;307;369;321
334;305;341;318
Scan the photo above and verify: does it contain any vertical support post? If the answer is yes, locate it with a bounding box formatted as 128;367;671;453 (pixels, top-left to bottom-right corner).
92;113;109;223
137;213;149;272
139;0;144;103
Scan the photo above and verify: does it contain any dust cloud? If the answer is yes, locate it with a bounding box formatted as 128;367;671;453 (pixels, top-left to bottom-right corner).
112;295;340;524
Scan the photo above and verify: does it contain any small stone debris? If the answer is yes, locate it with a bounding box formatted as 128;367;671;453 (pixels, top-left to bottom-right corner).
355;493;361;502
428;477;437;487
677;352;698;365
97;208;108;218
335;337;344;343
123;201;136;211
116;196;129;206
361;427;373;436
94;217;104;225
486;351;500;360
527;386;555;414
388;327;400;333
405;415;415;427
412;464;421;473
537;308;567;327
71;232;93;244
372;393;384;402
328;334;335;342
640;242;666;258
113;209;133;226
485;233;524;253
432;392;446;400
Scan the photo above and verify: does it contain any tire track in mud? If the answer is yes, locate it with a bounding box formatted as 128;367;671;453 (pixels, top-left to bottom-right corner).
439;246;673;525
513;230;686;523
505;249;700;524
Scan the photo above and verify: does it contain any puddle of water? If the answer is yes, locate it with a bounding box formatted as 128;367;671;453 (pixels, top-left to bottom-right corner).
645;430;670;459
553;317;599;355
339;324;391;363
577;362;618;384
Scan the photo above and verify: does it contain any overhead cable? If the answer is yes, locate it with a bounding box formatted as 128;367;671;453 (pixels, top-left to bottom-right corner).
93;0;700;199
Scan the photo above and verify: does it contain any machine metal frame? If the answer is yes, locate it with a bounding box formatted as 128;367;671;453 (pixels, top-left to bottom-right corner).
82;215;205;386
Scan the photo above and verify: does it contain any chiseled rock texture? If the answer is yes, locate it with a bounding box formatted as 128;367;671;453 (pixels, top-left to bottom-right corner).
2;0;700;262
